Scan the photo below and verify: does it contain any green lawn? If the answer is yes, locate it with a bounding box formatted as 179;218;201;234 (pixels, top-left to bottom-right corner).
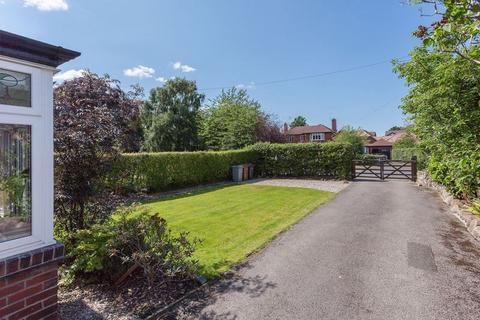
140;184;335;277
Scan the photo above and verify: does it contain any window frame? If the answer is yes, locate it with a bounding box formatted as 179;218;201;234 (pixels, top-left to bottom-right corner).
0;57;55;259
310;132;326;142
0;67;32;109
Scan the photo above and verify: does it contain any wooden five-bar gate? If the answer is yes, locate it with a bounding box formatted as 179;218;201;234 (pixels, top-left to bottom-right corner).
352;157;417;181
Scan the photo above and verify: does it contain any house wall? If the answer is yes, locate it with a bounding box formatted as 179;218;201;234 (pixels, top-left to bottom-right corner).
287;132;333;143
0;243;64;320
366;146;392;159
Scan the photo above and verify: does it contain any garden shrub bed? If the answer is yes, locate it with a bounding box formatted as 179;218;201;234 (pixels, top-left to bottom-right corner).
249;142;354;180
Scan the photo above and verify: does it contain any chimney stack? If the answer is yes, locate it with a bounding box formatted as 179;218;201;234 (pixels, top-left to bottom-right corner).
283;122;289;133
331;118;337;132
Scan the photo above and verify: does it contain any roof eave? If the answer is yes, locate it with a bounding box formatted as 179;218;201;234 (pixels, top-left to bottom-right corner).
0;30;81;68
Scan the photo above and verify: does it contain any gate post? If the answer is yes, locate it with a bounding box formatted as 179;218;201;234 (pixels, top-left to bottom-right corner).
380;160;385;180
351;160;356;180
411;156;417;181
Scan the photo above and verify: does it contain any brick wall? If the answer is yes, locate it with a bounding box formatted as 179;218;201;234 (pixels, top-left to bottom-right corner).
286;132;333;143
0;243;64;320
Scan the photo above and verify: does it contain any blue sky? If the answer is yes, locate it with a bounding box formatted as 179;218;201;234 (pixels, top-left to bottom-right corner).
0;0;428;135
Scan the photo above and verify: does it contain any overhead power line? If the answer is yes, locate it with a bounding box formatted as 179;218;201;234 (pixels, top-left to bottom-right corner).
198;56;409;91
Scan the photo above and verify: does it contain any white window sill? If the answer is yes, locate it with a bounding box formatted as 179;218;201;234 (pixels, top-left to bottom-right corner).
0;236;55;259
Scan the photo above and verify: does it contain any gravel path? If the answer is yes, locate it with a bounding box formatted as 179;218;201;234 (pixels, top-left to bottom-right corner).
247;178;350;193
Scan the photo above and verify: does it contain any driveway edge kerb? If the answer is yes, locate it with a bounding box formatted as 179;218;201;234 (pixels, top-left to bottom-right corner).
417;171;480;241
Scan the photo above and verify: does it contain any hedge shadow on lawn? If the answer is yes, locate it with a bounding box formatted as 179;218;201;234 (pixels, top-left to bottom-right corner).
140;184;238;205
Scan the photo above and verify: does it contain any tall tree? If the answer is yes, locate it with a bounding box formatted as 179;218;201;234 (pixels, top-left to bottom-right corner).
256;113;286;144
290;116;307;128
393;47;480;198
199;88;277;150
140;78;204;151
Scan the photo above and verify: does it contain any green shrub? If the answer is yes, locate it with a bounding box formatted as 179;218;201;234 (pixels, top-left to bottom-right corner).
249;142;355;179
428;151;480;199
107;149;258;192
392;135;417;149
63;205;199;285
391;147;428;170
333;126;364;155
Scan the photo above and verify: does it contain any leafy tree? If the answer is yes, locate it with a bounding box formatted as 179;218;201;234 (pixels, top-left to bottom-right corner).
411;0;480;64
333;126;364;155
256;113;286;144
393;135;417;149
54;71;141;231
387;126;404;131
290;116;307;128
140;78;204;151
199;88;264;150
393;47;480;198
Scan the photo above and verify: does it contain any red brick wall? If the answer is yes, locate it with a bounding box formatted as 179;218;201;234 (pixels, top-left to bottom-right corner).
286;132;333;143
0;243;64;320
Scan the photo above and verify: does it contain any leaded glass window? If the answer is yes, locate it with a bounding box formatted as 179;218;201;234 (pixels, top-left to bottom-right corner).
0;69;31;108
0;124;32;242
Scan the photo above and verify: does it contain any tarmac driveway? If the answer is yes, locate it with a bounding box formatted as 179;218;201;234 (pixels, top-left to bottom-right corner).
171;180;480;320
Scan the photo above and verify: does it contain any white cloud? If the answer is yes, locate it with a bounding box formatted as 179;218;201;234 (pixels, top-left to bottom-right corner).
156;76;176;84
173;61;196;73
53;69;84;83
156;77;167;83
123;65;155;78
235;82;256;90
23;0;68;11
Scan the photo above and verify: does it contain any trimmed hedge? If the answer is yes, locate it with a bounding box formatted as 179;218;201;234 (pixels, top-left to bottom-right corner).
248;142;355;179
392;147;427;170
107;150;257;192
106;142;355;193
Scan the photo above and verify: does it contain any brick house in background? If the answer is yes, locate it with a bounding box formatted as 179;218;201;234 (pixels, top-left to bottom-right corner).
363;129;410;159
284;119;337;143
